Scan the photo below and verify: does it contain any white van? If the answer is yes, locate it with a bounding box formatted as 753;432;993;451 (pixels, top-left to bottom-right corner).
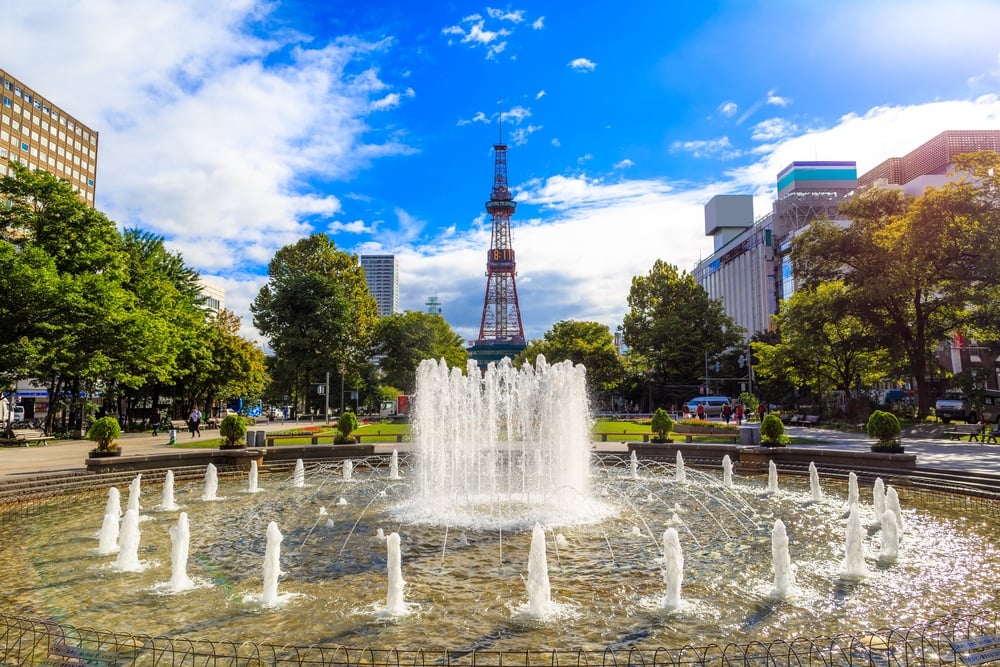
12;405;25;422
685;396;731;418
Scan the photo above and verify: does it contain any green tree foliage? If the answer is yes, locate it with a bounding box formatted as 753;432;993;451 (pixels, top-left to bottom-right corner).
336;411;359;443
252;234;378;413
622;260;744;403
753;281;891;405
866;410;901;446
374;311;468;393
650;408;674;441
219;413;248;447
759;413;785;446
86;415;121;452
791;152;1000;416
514;320;623;393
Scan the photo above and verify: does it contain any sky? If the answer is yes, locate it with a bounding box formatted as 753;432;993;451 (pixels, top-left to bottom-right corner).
3;0;1000;346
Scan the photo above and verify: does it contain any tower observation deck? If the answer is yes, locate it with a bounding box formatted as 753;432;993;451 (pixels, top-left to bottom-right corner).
468;141;526;370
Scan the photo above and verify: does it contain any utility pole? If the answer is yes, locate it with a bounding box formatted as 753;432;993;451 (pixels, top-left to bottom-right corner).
324;371;330;423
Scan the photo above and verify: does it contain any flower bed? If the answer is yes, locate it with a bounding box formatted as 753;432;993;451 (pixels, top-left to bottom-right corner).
673;419;740;435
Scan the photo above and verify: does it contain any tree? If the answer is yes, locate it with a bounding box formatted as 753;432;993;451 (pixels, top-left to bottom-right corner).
791;152;1000;416
752;281;891;418
252;234;378;414
514;320;623;394
373;311;468;393
622;260;744;408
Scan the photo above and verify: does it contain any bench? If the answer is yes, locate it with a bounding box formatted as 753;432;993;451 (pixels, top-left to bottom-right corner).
681;432;740;444
944;423;984;441
800;415;820;427
0;428;48;447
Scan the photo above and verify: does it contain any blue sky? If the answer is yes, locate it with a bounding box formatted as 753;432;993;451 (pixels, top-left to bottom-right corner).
4;0;1000;344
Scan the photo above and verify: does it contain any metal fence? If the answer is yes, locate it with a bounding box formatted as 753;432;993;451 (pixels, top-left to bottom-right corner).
3;610;1000;667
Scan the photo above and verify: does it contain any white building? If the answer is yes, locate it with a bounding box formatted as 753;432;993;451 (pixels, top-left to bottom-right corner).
360;255;399;317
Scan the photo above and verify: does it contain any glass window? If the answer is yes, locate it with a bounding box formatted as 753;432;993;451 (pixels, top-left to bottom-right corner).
2;97;10;107
20;142;28;151
0;130;7;141
87;178;94;186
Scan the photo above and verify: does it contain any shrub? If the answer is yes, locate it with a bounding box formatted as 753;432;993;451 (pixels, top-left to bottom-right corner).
336;411;359;444
760;414;785;445
866;410;901;446
219;414;247;447
86;416;121;452
650;408;674;441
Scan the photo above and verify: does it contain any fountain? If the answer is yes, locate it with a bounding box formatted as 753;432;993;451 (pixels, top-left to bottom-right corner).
260;521;283;606
97;510;119;555
2;356;1000;657
873;477;886;526
389;449;401;480
674;450;686;483
767;460;778;494
770;519;794;599
127;474;141;513
879;509;900;564
160;470;179;510
722;454;733;488
840;505;867;580
524;523;553;618
114;508;142;572
248;460;261;493
661;527;683;610
383;532;407;616
808;462;822;501
167;512;195;591
201;463;219;500
293;459;305;488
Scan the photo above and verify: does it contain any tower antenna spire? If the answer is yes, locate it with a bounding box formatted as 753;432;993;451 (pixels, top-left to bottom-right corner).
498;97;503;145
469;101;526;370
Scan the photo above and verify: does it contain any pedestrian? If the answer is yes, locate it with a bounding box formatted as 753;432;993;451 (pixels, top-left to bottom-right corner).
150;410;161;437
696;403;705;420
735;403;744;425
721;402;732;424
188;407;202;438
757;401;766;422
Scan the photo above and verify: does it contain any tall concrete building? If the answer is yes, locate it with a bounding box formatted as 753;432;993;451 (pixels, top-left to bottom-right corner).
693;131;1000;342
0;68;99;206
359;255;399;317
693;161;857;339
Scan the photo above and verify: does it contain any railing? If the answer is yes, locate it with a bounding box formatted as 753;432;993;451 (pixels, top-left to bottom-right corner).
2;610;999;666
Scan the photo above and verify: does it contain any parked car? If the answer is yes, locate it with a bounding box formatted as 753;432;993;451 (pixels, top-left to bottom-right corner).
685;396;731;418
935;389;1000;424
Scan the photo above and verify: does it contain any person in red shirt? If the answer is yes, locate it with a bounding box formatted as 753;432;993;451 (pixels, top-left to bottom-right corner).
735;403;744;425
757;401;766;422
696;403;706;420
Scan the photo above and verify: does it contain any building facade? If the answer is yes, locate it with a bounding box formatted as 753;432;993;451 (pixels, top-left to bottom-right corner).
0;68;98;206
693;161;857;339
359;254;399;317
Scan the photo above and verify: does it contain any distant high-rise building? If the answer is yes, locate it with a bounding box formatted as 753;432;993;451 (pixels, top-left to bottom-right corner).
0;68;99;206
360;255;399;316
197;278;226;314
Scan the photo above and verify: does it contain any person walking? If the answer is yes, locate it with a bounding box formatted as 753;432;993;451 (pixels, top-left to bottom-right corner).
696;403;706;420
188;407;202;438
150;410;161;437
757;401;766;422
735;403;744;425
721;402;732;424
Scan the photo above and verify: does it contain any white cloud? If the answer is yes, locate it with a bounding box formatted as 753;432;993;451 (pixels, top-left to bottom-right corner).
533;16;545;30
718;101;738;117
568;57;597;72
510;124;542;146
751;118;797;142
327;219;374;235
670;136;740;159
766;89;791;107
486;8;525;23
613;158;634;170
501;105;532;124
457;111;492;126
551;137;561;147
535;89;546;100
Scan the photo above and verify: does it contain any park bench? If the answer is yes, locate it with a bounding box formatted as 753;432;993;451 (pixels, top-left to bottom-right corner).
944;423;984;441
0;428;48;447
800;415;821;427
784;414;804;425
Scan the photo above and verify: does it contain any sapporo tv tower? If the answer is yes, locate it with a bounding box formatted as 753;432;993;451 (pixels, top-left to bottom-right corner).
467;115;527;371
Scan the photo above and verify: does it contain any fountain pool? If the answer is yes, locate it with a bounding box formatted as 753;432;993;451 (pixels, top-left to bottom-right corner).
0;357;999;656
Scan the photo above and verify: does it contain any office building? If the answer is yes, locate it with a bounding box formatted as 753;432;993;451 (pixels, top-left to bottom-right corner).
694;131;1000;340
359;255;399;316
693;161;857;338
0;68;98;205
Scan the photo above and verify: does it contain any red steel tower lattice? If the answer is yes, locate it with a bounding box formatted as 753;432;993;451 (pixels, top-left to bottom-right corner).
476;141;525;345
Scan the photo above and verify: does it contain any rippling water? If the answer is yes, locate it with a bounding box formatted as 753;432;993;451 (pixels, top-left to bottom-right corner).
2;457;998;652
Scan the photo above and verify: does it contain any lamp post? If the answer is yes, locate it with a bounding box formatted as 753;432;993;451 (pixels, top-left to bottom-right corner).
339;364;345;415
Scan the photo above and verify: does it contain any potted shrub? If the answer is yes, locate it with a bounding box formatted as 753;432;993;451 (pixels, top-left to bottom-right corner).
87;416;122;457
335;411;359;444
650;408;674;443
867;410;903;452
219;414;248;448
760;413;786;446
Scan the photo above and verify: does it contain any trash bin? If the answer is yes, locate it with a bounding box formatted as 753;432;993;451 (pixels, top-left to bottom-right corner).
254;430;266;447
739;423;761;446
